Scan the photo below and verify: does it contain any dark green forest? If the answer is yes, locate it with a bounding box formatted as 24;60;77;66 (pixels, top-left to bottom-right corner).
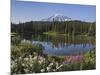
11;20;96;36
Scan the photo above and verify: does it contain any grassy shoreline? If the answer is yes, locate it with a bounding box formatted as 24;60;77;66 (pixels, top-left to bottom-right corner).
43;31;94;36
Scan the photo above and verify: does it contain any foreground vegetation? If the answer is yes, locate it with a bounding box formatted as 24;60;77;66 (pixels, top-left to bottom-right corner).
11;40;96;74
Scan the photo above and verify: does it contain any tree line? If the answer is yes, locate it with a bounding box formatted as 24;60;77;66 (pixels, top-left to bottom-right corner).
11;20;96;36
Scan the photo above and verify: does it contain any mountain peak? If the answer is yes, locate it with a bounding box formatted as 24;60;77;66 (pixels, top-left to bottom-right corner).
41;14;71;22
53;13;63;17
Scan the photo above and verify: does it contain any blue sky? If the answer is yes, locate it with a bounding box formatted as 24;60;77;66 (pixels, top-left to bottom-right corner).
11;0;96;23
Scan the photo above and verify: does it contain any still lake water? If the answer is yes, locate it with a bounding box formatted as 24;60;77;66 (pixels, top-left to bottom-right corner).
23;34;95;56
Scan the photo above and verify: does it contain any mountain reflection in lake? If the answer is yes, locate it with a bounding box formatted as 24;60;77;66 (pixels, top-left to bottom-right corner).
26;34;95;56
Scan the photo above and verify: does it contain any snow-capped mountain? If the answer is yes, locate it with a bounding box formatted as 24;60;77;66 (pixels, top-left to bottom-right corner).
41;14;71;22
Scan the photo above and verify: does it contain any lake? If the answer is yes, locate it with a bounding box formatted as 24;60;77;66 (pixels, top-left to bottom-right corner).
28;34;95;56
